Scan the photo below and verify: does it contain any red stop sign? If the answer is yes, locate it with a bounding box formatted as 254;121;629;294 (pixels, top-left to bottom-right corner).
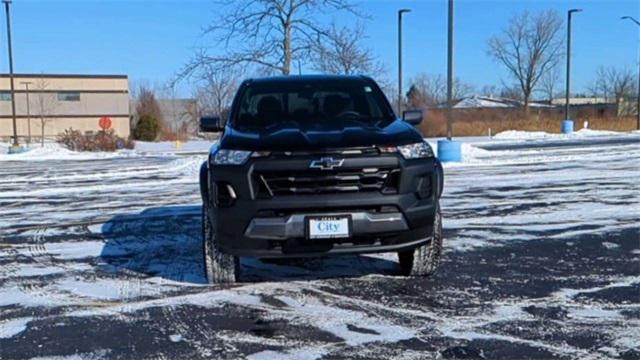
99;116;112;130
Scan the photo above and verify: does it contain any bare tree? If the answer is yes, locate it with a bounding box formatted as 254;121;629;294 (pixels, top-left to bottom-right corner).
130;79;165;99
33;78;57;146
407;73;474;107
538;65;561;103
409;74;444;107
193;66;239;121
589;68;608;100
178;0;360;79
158;83;199;140
591;66;635;102
312;22;382;75
479;85;500;98
590;66;636;116
405;84;426;110
499;85;524;100
487;10;564;112
172;99;199;138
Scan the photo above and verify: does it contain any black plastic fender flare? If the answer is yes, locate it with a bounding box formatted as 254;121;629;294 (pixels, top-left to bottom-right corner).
435;159;444;199
199;161;209;204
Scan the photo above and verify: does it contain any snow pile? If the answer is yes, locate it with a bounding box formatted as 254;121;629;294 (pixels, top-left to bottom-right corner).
165;156;206;177
1;140;214;160
0;142;139;161
461;143;492;163
0;317;32;339
2;143;77;159
572;128;620;136
135;140;213;153
426;139;493;167
494;128;626;140
493;130;553;140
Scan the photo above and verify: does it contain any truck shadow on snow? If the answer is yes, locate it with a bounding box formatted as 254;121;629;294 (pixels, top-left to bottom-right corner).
99;205;400;284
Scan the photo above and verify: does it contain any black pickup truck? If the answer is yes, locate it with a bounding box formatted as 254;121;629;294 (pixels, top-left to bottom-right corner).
199;75;444;283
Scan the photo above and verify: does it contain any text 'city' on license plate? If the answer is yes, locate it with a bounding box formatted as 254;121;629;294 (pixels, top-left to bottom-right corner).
307;216;351;239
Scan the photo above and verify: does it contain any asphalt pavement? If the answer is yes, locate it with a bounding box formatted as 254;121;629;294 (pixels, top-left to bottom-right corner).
0;139;638;359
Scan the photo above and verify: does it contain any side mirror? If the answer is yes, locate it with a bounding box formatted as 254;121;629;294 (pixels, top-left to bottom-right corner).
402;110;423;125
200;116;224;133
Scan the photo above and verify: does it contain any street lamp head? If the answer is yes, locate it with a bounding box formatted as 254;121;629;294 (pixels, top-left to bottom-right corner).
569;9;583;14
399;9;411;14
1;0;12;4
621;15;640;26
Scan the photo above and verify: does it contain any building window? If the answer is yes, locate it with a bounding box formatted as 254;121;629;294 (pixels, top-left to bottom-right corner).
58;91;80;101
0;91;12;101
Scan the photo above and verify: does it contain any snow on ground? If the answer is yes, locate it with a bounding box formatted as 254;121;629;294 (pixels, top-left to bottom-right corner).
134;140;214;154
441;140;640;251
0;142;140;161
0;140;212;159
493;128;623;140
2;128;637;161
0;317;32;339
0;131;639;358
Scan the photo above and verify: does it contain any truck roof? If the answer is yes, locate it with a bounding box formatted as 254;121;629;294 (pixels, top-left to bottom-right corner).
246;74;373;84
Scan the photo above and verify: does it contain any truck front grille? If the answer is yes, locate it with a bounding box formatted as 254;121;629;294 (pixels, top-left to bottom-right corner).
255;167;400;197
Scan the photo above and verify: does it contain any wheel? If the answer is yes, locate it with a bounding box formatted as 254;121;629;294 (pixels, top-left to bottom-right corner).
203;201;239;283
398;202;443;276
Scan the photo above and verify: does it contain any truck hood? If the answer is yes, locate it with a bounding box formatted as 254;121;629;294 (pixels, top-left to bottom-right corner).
218;119;423;151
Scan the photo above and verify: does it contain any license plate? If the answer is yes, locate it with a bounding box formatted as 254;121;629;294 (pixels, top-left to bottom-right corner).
306;216;351;239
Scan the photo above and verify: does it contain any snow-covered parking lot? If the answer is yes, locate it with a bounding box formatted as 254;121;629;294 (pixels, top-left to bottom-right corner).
1;131;639;359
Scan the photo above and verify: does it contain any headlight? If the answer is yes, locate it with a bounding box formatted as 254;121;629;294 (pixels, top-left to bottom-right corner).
398;142;434;159
212;149;252;165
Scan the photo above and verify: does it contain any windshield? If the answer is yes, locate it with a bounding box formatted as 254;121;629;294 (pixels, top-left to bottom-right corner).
232;79;394;129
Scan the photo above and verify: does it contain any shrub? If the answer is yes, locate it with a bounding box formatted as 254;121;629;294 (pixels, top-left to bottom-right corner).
133;115;160;141
158;128;188;141
418;109;638;137
57;128;134;152
158;121;191;141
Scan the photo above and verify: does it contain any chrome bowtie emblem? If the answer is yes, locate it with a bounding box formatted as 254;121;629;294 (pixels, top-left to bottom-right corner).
309;157;344;170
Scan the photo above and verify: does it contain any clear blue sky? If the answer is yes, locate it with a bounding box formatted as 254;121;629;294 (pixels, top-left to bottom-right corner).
5;0;639;97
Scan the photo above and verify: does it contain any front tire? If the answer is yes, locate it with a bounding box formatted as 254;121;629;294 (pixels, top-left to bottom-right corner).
203;201;239;284
398;202;443;276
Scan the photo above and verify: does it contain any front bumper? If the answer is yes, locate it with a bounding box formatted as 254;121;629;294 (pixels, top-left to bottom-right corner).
204;154;441;258
245;211;408;240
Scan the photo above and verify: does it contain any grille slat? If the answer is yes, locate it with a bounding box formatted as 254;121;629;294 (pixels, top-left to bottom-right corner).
256;167;398;196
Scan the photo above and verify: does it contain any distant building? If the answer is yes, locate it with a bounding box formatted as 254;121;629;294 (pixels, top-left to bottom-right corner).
0;73;130;142
451;95;554;109
157;99;198;134
446;95;627;118
551;97;609;106
551;97;619;118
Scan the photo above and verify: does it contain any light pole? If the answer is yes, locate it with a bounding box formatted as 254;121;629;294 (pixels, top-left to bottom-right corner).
446;0;454;140
20;81;32;145
3;0;20;150
398;8;411;116
437;0;461;162
621;16;640;130
564;9;582;121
